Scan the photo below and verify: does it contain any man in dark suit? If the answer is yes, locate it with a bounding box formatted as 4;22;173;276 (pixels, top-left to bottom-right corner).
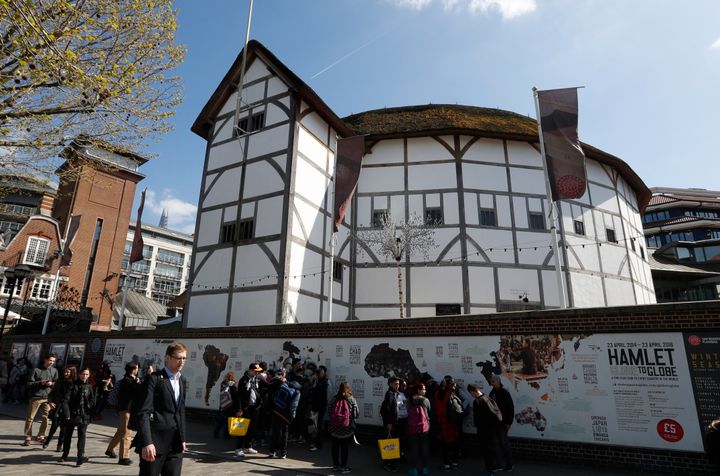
132;342;187;476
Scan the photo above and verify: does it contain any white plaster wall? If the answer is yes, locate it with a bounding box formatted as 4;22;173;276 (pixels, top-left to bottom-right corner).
462;138;505;164
299;111;329;145
203;167;242;208
193;247;233;291
586;159;614;188
408;137;450;162
411;267;463;304
390;196;405;223
506;141;542;167
355;197;371;227
513;197;528;228
233;245;277;284
287;243;323;294
204;173;217;194
496;196;512;227
408;163;456;191
238;82;265;107
241;202;254;221
444;193;459;224
365;139;404;165
408;194;422;218
357;166;404;194
355;267;406;304
569;273;605;307
294;157;330;208
293;199;326;247
207;140;243;171
468;266;496;304
186;294;228;328
464;193;479;225
195;209;222;247
462;163;508;192
266;76;288;98
294;293;322;324
244;58;271;83
542;269;567;308
229;290;277;326
255;196;284;237
243;159;285;199
467;228;515;264
298;127;330;168
516;232;553;265
567;236;602;272
247;124;290;158
497;268;540;302
425;228;461;262
354;307;399;320
266;102;290;127
212;116;234;144
219;92;238;116
605;278;634;306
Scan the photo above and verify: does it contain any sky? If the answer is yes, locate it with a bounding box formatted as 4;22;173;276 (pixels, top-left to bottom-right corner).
137;0;720;234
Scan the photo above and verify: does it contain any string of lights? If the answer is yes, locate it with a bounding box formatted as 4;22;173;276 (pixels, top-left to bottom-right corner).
187;232;650;291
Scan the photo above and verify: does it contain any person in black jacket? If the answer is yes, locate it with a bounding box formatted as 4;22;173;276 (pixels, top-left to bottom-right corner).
43;366;76;451
233;362;266;457
60;367;96;466
380;377;401;472
468;384;501;476
131;341;188;476
105;361;140;465
489;375;514;472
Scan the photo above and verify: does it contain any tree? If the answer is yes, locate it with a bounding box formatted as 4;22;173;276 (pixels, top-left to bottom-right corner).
356;212;436;319
0;0;185;185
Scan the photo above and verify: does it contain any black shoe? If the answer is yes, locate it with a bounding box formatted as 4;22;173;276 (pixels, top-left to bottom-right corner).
42;442;49;449
76;456;89;466
59;456;68;462
105;449;117;458
118;458;133;465
55;445;62;452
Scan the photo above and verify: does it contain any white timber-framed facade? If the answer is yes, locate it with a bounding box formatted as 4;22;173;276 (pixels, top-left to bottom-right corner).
184;40;655;328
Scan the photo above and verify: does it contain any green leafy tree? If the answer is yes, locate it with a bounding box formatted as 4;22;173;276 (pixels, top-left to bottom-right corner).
0;0;185;185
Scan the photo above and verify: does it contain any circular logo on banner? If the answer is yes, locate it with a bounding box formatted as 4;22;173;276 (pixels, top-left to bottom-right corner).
687;335;702;346
555;175;586;199
657;419;684;443
91;337;101;353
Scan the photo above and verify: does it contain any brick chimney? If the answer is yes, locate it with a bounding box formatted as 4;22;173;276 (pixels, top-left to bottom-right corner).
38;191;56;216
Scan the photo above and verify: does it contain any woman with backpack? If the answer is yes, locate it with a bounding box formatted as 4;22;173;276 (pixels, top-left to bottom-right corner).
327;382;359;474
406;383;431;476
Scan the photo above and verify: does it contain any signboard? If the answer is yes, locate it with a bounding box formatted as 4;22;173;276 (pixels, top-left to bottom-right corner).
51;344;67;369
67;343;86;369
682;332;720;439
25;343;41;369
10;342;26;360
103;332;704;452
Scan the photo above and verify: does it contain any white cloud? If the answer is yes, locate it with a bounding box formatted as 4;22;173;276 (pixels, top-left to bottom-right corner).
389;0;536;19
712;37;720;49
143;188;197;235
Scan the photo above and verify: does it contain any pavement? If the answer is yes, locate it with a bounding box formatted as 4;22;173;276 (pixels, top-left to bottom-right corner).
0;401;643;475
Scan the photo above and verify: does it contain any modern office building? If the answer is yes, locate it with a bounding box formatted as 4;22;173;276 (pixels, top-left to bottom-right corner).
184;40;654;328
119;222;192;310
643;187;720;302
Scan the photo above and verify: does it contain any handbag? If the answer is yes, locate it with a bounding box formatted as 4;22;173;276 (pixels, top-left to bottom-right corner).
219;388;233;411
377;433;401;460
228;417;250;436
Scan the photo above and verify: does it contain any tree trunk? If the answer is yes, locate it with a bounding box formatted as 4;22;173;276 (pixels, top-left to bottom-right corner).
396;259;404;319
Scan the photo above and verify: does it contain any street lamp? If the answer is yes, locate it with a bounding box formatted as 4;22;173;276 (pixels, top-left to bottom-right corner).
1;265;33;346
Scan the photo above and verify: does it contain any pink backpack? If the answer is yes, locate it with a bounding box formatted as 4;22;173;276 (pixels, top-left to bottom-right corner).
407;400;429;435
330;398;351;428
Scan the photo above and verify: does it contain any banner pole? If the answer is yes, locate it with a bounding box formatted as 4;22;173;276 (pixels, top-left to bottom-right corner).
533;87;567;309
233;0;254;133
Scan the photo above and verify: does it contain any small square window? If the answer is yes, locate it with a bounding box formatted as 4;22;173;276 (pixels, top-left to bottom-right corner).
250;112;265;131
529;212;545;230
238;218;254;241
630;238;636;251
573;220;585;236
221;222;236;243
333;261;343;282
372;210;389;228
480;209;497;227
640;246;645;260
606;228;617;243
425;207;443;225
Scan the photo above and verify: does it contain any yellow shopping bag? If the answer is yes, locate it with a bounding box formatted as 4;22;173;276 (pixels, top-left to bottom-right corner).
228;417;250;436
377;437;401;460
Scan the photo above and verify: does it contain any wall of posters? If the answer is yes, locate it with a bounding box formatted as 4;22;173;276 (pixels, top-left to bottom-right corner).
10;342;26;360
67;343;85;368
25;343;41;368
682;332;720;437
103;332;704;452
51;344;67;368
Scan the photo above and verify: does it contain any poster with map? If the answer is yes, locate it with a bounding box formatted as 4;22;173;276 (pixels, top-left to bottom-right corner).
103;332;703;451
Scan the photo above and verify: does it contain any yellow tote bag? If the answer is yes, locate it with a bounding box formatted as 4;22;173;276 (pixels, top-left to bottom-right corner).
228;417;250;436
377;436;401;460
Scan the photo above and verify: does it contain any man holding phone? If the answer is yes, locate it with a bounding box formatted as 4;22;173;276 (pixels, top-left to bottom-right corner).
22;352;58;446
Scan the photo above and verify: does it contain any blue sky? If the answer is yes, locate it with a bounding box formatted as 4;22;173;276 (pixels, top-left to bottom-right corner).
138;0;720;234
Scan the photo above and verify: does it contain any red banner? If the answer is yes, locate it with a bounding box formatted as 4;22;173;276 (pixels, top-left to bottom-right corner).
537;88;587;200
333;136;365;233
129;189;146;264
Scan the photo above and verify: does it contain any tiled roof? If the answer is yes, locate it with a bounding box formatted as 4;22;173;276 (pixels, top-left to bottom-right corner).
648;193;720;207
648;254;720;276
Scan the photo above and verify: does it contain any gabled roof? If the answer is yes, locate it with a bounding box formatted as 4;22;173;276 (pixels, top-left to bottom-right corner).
192;40;353;140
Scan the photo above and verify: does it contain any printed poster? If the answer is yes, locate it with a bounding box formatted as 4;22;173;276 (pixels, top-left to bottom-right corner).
25;343;41;368
682;332;720;436
103;332;703;451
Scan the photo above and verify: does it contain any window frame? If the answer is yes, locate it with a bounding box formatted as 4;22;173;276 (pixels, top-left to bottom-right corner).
606;228;617;244
372;209;389;228
479;208;497;227
573;219;585;236
332;261;343;283
23;236;51;266
528;211;545;230
424;207;443;225
237;218;255;241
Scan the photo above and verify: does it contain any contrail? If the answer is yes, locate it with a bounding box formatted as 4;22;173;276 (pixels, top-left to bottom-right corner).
311;32;389;79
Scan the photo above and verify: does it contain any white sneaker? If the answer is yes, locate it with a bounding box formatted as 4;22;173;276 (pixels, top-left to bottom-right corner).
235;449;245;457
245;447;258;454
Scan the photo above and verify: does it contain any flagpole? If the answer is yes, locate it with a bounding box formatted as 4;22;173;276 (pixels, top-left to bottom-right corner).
41;250;63;335
533;86;567;309
234;0;254;133
327;234;335;323
118;278;129;330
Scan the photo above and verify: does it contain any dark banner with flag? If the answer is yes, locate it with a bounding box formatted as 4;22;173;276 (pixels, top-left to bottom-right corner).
333;136;365;233
60;215;81;266
129;188;146;264
537;88;587;200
